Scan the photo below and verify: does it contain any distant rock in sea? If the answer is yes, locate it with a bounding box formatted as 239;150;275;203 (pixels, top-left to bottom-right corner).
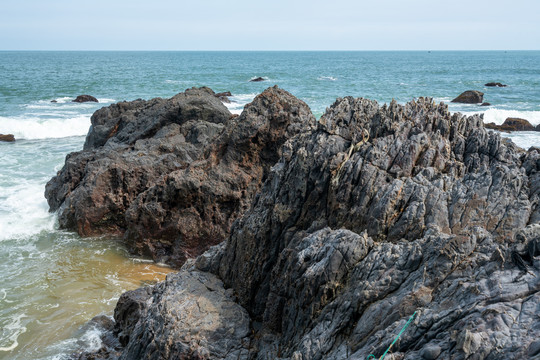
480;102;491;106
250;77;265;82
485;117;536;132
51;99;58;103
0;134;15;142
485;82;507;87
73;95;98;103
72;89;540;360
451;90;484;103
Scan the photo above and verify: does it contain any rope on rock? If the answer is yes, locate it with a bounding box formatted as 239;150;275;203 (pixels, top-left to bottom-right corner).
366;311;417;360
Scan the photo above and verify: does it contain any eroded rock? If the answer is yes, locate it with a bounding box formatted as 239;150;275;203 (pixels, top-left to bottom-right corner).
69;93;540;359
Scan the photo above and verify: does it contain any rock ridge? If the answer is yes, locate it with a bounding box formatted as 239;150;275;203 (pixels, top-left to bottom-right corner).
70;92;540;359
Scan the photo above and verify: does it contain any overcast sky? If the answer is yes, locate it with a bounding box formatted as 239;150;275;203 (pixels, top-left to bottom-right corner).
1;0;539;50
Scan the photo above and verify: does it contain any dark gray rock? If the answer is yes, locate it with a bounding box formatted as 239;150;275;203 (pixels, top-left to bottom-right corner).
485;82;507;87
250;77;266;82
451;90;484;103
73;95;98;103
69;93;540;360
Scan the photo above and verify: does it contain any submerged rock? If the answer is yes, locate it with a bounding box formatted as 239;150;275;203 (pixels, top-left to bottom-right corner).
46;86;316;266
66;91;540;359
0;134;15;142
73;95;99;103
451;90;484;103
250;77;265;82
485;82;507;87
485;117;536;132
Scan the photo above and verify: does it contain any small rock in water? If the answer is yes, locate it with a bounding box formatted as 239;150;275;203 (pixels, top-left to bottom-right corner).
51;99;58;103
485;117;535;132
480;102;491;106
214;91;232;103
0;134;15;142
250;77;265;82
485;82;507;87
451;90;484;103
73;95;98;103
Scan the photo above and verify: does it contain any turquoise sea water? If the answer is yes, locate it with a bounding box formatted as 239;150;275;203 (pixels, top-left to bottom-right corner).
0;51;539;359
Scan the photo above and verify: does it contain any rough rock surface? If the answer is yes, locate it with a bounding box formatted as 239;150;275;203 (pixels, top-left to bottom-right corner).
485;117;536;132
0;134;15;142
46;86;315;266
485;82;507;87
451;90;484;104
73;95;99;103
77;94;540;359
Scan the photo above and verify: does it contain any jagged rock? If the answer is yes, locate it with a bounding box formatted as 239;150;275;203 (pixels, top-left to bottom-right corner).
46;86;316;266
451;90;484;103
485;117;536;132
250;77;265;82
0;134;15;142
485;82;507;87
70;93;540;359
73;95;99;103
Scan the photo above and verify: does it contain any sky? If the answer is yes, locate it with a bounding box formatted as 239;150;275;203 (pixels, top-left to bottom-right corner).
1;0;539;50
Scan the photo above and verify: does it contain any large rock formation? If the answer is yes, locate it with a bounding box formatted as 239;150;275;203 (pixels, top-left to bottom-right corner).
80;94;540;359
46;86;316;266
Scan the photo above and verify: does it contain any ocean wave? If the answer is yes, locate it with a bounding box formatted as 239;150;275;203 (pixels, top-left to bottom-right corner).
318;76;337;81
27;98;114;109
0;181;56;241
0;115;90;139
0;314;27;352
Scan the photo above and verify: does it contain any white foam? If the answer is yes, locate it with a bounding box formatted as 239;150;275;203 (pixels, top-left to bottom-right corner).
318;76;337;81
482;109;540;126
0;181;56;241
225;93;257;115
0;115;91;139
0;314;27;352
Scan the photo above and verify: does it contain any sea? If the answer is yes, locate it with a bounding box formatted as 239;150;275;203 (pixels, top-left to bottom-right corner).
0;51;539;359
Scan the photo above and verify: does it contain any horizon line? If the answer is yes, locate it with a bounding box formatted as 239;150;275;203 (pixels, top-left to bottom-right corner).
1;49;539;52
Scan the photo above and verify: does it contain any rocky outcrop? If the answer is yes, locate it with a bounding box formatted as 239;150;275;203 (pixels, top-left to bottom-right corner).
250;77;265;82
73;95;99;103
485;82;507;87
0;134;15;142
79;94;540;360
46;86;316;265
451;90;484;104
485;117;536;132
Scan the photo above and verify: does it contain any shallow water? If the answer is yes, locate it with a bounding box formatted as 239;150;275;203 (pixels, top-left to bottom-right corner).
0;136;173;359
